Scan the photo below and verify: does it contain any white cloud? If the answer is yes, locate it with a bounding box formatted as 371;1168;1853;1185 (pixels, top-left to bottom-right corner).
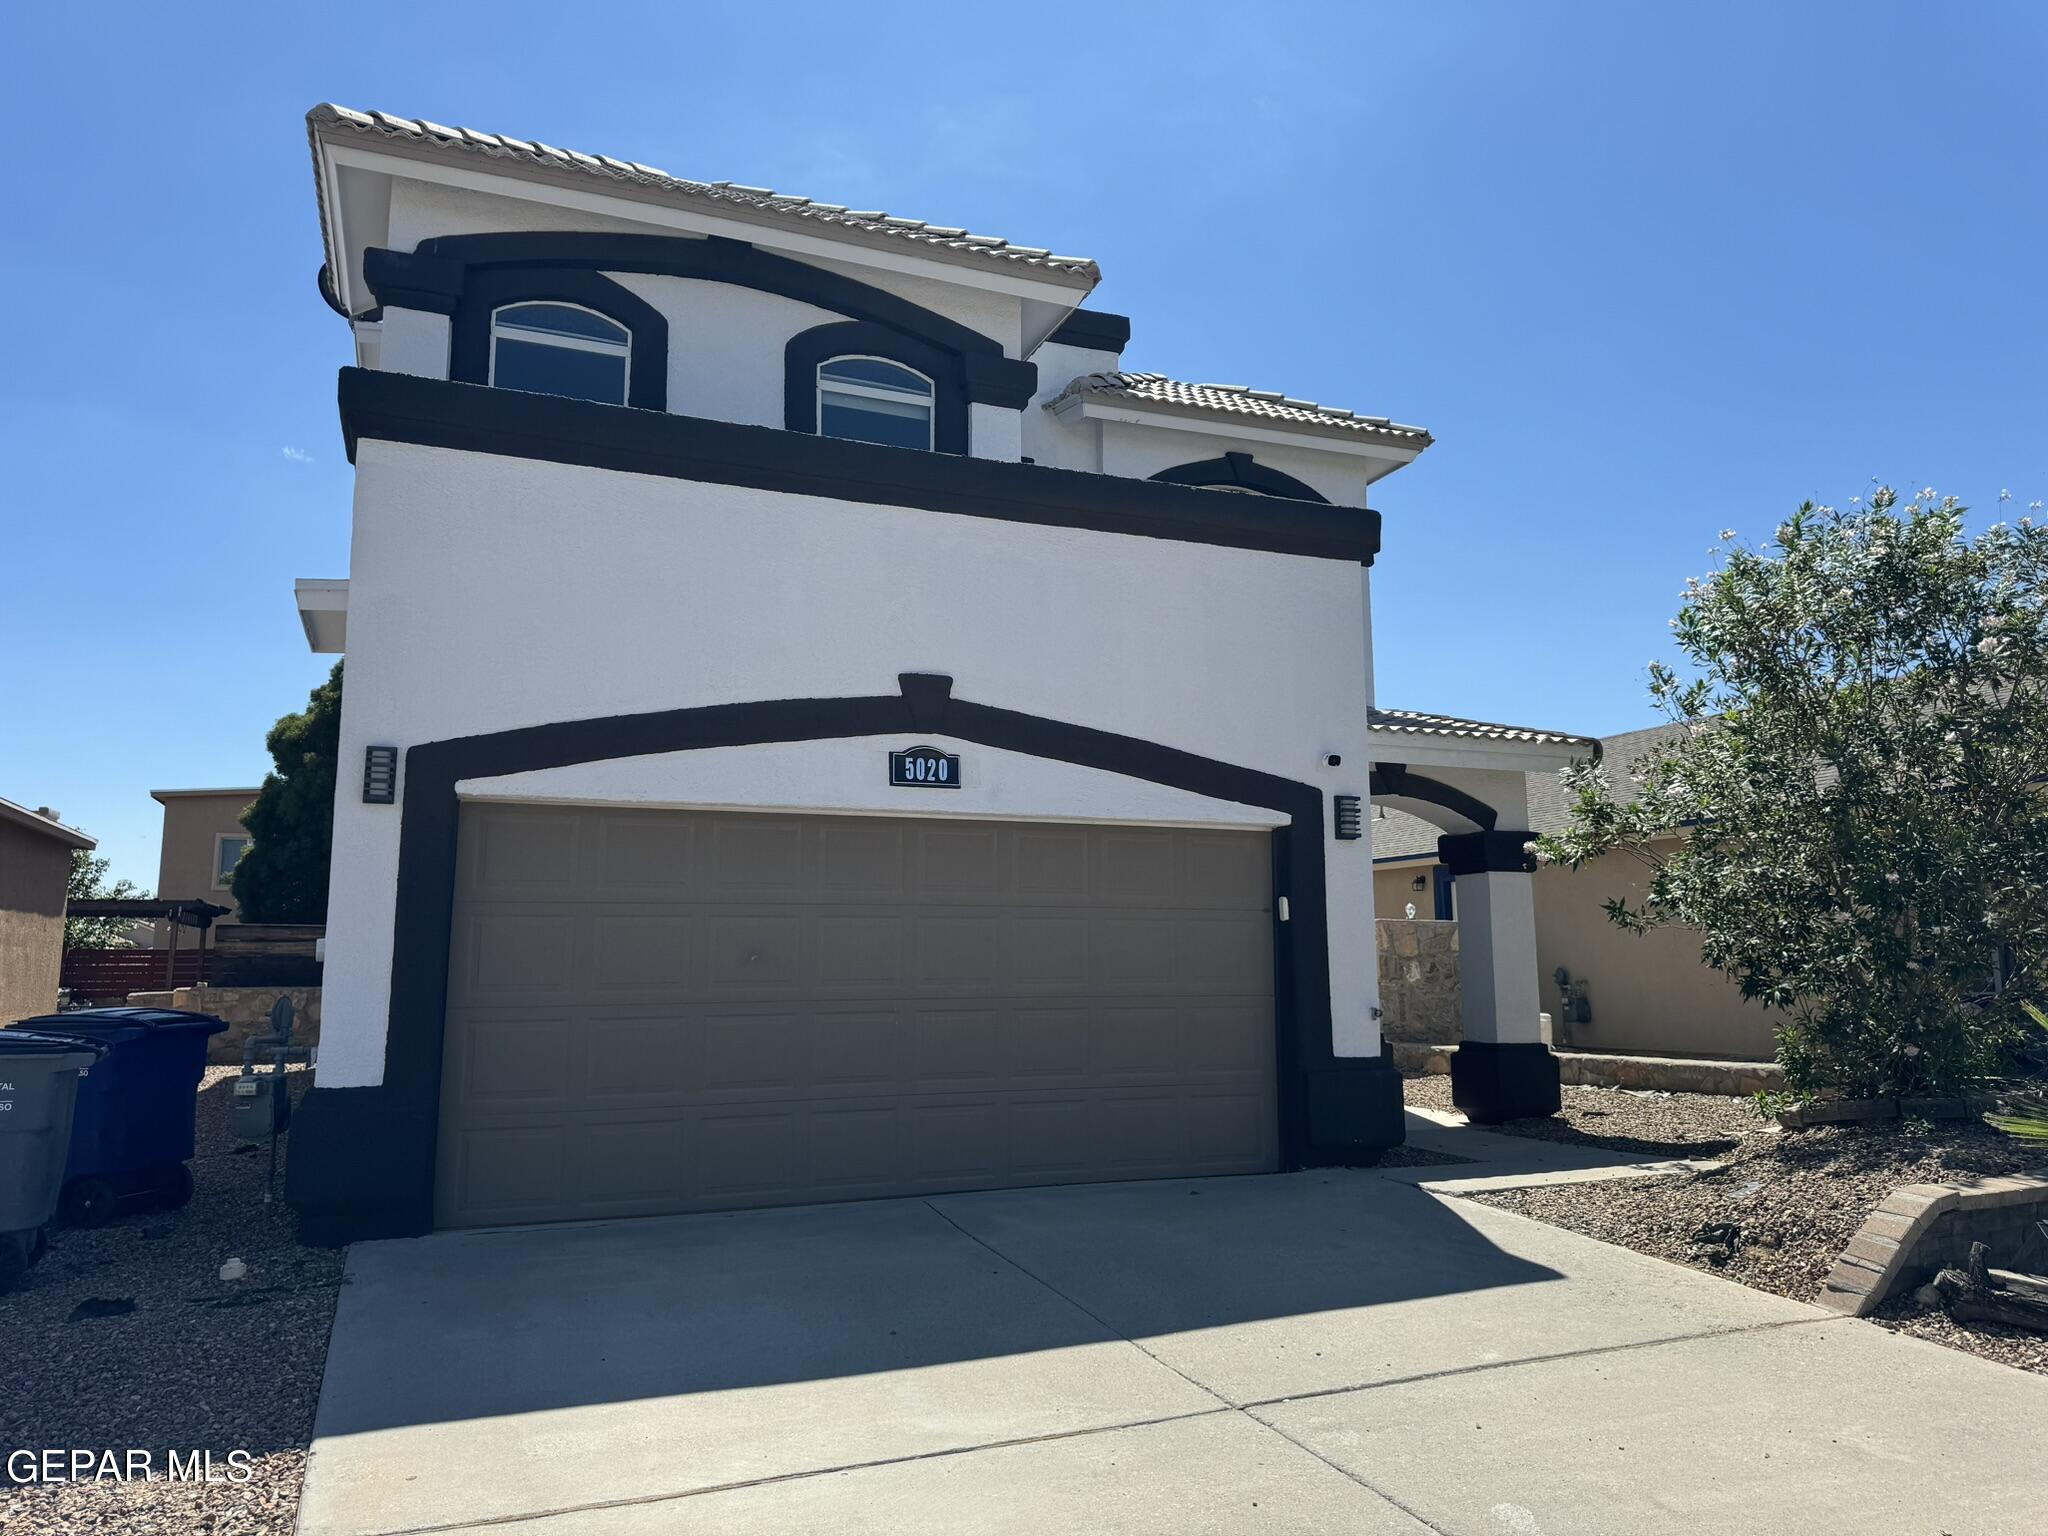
281;446;314;464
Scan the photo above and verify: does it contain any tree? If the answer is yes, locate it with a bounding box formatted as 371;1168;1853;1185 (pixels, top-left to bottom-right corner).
233;661;342;923
1538;489;2048;1099
65;849;149;949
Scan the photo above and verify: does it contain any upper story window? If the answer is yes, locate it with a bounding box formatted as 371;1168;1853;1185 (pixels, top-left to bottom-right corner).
489;303;631;405
214;833;251;890
817;357;935;450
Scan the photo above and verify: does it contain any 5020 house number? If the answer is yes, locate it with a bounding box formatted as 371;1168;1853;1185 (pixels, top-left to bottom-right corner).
889;745;960;788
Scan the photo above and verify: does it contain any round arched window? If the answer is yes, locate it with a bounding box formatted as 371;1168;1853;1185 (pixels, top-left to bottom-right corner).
489;303;630;405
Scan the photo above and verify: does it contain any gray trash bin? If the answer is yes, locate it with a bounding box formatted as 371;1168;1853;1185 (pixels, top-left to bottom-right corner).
0;1030;107;1291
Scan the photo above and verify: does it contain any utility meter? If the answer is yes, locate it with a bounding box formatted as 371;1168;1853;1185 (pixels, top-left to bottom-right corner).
230;1072;292;1144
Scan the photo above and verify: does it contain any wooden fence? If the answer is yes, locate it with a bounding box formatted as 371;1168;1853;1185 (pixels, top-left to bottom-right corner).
60;948;207;1001
60;924;325;1002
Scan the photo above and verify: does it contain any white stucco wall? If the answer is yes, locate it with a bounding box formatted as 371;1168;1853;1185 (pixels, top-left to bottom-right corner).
605;273;836;428
320;441;1380;1086
461;737;1288;827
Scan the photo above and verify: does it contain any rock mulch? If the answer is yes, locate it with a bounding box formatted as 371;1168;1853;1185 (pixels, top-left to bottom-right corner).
1403;1073;1764;1160
1435;1079;2046;1376
0;1066;339;1535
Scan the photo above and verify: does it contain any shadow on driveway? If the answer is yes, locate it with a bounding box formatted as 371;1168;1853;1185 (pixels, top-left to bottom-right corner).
312;1170;1558;1440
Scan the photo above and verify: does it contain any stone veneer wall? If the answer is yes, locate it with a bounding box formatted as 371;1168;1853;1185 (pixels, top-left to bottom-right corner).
1377;919;1461;1047
124;985;322;1065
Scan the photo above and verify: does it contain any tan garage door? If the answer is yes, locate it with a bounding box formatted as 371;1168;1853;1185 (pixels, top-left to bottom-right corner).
434;803;1279;1228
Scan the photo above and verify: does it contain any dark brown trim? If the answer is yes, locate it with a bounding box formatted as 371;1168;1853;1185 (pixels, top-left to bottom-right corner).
1150;451;1329;504
1369;763;1499;832
1438;829;1535;876
783;321;968;454
373;232;1039;409
448;267;669;412
287;674;1403;1242
1046;309;1131;353
336;368;1385;564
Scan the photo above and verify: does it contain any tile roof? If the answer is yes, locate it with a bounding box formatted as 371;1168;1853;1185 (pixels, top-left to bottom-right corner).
1368;708;1597;750
308;105;1099;284
1057;373;1433;448
1372;719;1694;862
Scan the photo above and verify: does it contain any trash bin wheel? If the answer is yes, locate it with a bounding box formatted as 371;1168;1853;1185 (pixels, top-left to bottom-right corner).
156;1164;196;1211
0;1233;29;1294
59;1175;121;1228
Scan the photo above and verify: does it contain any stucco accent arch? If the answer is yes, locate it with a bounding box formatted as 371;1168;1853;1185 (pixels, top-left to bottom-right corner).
288;673;1405;1242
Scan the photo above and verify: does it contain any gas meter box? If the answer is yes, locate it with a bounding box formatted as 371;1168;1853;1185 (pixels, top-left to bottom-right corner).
230;1073;291;1143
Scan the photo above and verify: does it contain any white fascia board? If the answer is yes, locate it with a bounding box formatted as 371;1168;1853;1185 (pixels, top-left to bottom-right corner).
296;578;348;654
320;142;1095;311
1367;731;1592;775
0;797;95;850
1050;394;1425;470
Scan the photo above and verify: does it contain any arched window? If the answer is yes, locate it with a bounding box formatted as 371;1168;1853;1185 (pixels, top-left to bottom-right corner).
488;303;631;405
817;357;935;450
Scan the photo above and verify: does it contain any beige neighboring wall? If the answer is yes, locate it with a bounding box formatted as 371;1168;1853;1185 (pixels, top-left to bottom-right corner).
0;799;94;1022
1532;850;1774;1061
150;789;261;944
1374;861;1439;923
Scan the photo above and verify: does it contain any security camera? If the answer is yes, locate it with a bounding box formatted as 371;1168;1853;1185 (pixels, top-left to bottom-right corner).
1323;753;1343;768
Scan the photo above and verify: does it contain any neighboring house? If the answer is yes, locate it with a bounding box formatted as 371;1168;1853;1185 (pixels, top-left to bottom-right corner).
0;796;95;1022
286;104;1583;1243
147;788;259;946
1373;722;1771;1061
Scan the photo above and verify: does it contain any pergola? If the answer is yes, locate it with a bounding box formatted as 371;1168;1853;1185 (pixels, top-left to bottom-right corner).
65;899;231;988
1368;708;1602;1123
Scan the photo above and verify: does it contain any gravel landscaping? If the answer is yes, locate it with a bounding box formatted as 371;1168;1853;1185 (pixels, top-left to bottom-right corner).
1419;1076;2048;1376
1403;1072;1765;1160
0;1066;338;1535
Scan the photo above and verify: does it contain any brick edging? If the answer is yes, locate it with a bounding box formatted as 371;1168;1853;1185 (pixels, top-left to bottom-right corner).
1820;1171;2048;1317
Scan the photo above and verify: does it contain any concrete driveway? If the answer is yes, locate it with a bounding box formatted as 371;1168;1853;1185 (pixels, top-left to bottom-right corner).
301;1166;2048;1536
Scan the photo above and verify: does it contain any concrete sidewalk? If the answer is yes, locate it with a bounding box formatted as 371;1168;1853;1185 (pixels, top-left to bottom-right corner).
300;1153;2048;1536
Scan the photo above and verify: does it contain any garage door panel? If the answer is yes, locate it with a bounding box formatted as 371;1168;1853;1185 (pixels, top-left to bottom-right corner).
915;825;1001;895
1174;915;1271;992
1006;1006;1094;1081
455;1013;576;1106
1013;828;1089;898
815;914;911;987
583;1015;696;1098
465;912;581;998
590;813;699;895
697;1011;813;1097
589;912;696;991
910;1005;1011;1086
468;808;581;894
573;1117;692;1206
447;1122;569;1217
809;1009;912;1090
817;820;908;896
702;912;808;989
708;819;805;893
1008;917;1091;988
1183;832;1273;908
1179;1003;1276;1076
437;806;1278;1228
1089;918;1180;988
694;1107;804;1201
914;915;1005;987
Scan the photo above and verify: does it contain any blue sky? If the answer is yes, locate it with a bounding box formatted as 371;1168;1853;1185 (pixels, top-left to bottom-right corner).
3;3;2043;886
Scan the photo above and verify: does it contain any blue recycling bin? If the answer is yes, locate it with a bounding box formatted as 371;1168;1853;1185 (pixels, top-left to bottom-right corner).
11;1007;228;1225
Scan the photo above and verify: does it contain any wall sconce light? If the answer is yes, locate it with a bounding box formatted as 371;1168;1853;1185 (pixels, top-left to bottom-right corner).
363;745;398;805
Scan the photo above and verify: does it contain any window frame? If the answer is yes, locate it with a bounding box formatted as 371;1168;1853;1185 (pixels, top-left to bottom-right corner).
815;354;938;451
213;832;252;891
486;301;634;406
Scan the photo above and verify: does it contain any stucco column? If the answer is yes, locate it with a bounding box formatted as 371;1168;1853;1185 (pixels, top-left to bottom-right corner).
1441;830;1560;1122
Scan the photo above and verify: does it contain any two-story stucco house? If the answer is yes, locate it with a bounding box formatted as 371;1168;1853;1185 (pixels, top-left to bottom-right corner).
287;105;1583;1242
